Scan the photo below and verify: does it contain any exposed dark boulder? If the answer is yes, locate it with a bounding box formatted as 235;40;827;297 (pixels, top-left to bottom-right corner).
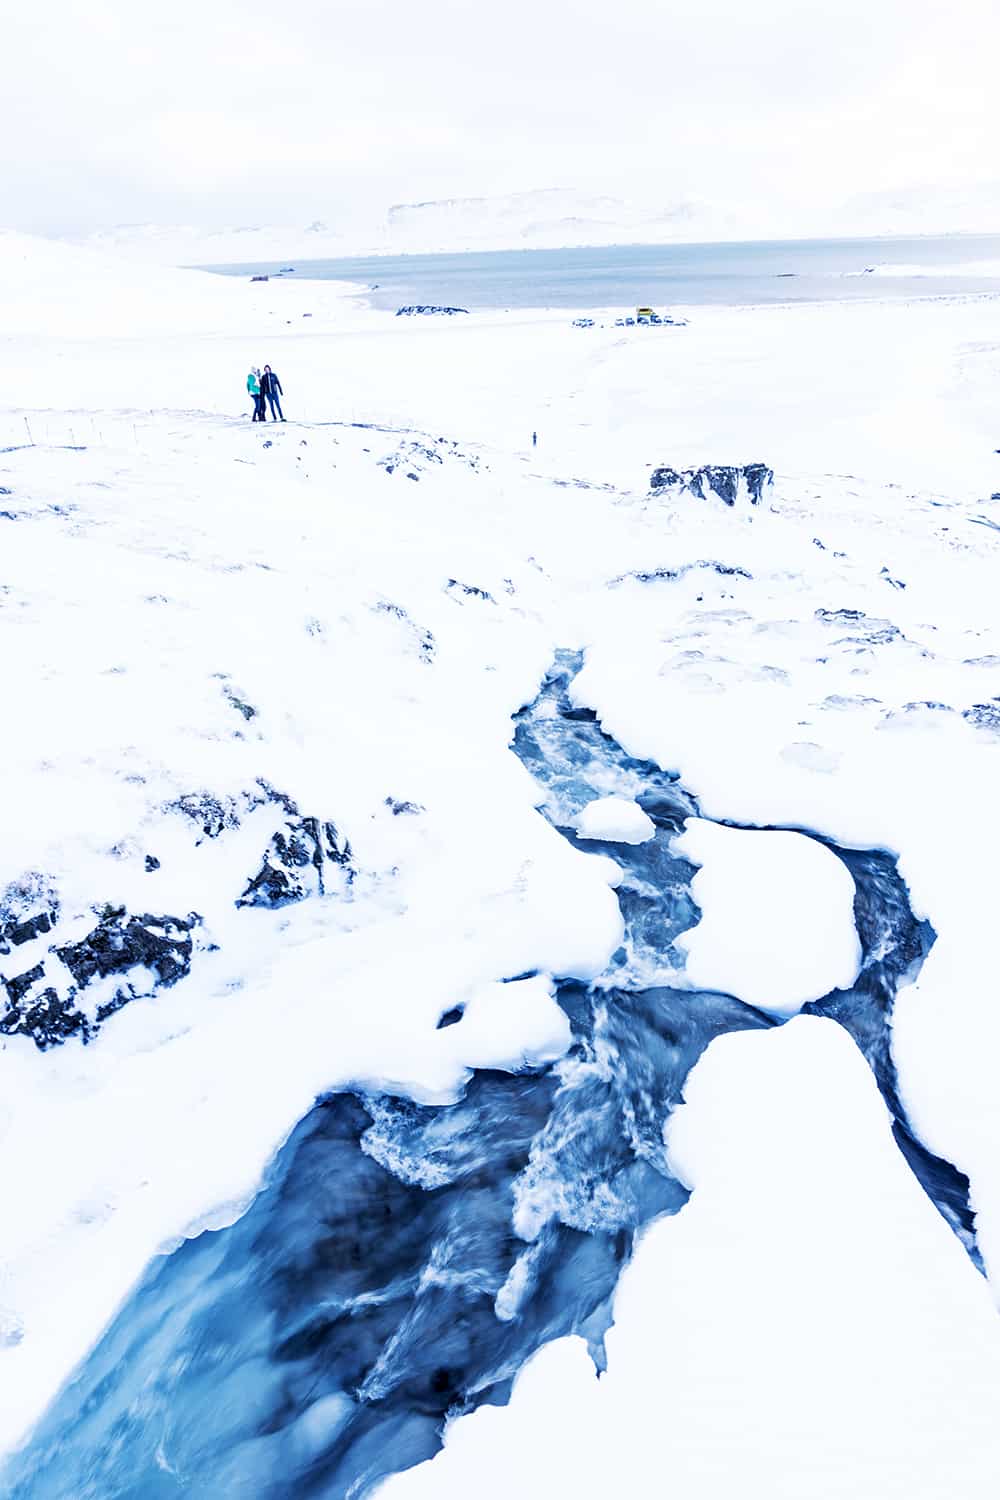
444;578;495;602
238;816;354;909
56;908;197;991
649;462;774;506
964;703;1000;731
1;985;88;1048
385;797;422;816
0;876;60;958
4;961;46;1006
1;908;199;1049
0;907;56;954
169;792;242;840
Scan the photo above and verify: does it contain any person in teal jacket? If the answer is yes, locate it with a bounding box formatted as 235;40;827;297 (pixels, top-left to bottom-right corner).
247;367;265;422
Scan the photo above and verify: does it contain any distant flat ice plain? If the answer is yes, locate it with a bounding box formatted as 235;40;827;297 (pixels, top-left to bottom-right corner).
205;232;1000;310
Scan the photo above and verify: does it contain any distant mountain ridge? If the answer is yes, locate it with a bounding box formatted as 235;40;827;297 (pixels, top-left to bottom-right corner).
63;182;1000;267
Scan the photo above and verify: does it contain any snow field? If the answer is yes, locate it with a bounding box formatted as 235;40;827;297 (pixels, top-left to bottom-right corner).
0;412;636;1452
568;499;1000;1284
3;230;1000;1490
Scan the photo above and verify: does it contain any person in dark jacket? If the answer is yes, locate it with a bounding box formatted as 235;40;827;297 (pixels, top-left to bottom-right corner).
261;365;285;421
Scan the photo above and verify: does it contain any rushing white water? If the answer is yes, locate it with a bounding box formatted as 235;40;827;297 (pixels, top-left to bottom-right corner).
2;654;977;1499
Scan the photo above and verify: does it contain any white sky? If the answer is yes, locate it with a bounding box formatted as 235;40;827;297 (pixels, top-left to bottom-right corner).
5;0;1000;233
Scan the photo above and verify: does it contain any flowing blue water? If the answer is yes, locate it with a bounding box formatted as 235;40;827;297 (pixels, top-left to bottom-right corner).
204;235;1000;311
0;653;974;1499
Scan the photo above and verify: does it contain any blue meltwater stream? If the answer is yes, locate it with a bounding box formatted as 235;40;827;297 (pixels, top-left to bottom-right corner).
0;652;977;1499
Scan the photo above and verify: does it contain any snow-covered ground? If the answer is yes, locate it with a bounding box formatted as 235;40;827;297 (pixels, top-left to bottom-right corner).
3;228;1000;1493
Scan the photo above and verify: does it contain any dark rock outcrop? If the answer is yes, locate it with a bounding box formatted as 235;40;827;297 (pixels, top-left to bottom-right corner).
964;703;1000;731
445;578;495;602
611;560;751;587
0;877;59;956
168;791;242;840
1;782;356;1049
55;907;197;991
1;908;199;1050
377;436;480;480
649;462;774;506
395;305;468;316
385;797;422;816
238;816;353;909
0;907;57;955
815;609;906;649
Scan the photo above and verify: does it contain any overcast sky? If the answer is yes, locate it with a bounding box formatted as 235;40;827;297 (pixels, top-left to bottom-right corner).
5;0;1000;233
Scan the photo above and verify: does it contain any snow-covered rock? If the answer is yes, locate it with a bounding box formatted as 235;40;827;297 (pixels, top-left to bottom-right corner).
650;461;774;506
671;819;862;1016
437;975;573;1075
574;796;655;845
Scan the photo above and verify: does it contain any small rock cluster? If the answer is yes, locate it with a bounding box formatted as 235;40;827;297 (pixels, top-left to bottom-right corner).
0;784;358;1049
1;905;197;1049
395;305;469;317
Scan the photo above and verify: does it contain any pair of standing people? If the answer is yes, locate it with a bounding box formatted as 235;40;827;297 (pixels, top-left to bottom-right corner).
247;365;285;422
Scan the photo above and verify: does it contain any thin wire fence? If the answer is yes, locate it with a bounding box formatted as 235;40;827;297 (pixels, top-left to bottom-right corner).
0;403;450;460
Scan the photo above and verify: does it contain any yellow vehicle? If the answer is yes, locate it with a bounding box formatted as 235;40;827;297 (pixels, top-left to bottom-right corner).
636;306;655;319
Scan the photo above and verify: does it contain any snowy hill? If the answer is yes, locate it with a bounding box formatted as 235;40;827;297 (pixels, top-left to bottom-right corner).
380;187;749;252
0;228;362;338
0;229;253;338
842;180;1000;238
4;233;1000;1496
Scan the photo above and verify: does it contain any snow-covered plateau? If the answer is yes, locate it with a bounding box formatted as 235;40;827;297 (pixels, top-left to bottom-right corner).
2;225;1000;1496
